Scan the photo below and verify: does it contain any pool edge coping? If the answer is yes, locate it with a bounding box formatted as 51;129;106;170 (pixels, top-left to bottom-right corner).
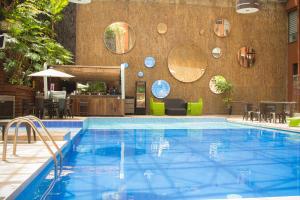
226;118;300;134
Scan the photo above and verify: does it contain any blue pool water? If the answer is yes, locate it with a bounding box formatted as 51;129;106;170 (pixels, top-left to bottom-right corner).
83;117;247;130
17;119;300;200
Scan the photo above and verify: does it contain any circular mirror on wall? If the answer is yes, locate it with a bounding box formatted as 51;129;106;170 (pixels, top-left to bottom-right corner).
137;71;144;78
151;80;170;99
212;47;222;58
238;47;256;68
157;23;167;34
104;22;135;54
209;75;227;94
214;18;231;38
168;45;207;83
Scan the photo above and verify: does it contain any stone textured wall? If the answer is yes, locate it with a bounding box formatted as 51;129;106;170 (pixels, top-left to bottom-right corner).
76;0;288;114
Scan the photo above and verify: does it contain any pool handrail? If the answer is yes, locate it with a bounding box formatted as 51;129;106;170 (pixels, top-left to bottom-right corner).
1;116;60;179
23;115;63;174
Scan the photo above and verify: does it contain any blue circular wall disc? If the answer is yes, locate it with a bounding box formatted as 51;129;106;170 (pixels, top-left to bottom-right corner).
151;80;170;99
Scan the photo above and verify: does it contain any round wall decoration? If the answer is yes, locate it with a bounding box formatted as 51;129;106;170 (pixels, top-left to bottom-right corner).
212;47;222;59
238;47;256;68
214;18;231;38
209;75;227;94
157;23;168;34
199;29;205;35
104;22;136;54
151;80;170;99
144;56;156;68
168;45;207;83
137;71;144;78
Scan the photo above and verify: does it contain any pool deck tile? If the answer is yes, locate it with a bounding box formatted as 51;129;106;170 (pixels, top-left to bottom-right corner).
0;141;66;199
4;128;81;141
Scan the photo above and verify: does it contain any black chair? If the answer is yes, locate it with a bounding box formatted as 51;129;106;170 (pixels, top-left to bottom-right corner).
65;98;73;118
45;99;58;119
251;103;266;122
243;103;253;121
270;104;285;123
58;99;66;118
35;97;45;119
264;104;276;122
164;98;187;115
22;99;35;116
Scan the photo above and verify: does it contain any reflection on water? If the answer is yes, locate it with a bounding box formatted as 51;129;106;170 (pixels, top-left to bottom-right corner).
209;142;222;161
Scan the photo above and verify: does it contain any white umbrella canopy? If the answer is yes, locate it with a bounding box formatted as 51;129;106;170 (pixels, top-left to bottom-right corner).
28;66;75;99
28;68;74;78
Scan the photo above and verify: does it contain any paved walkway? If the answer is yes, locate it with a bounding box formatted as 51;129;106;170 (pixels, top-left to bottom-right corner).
227;115;300;133
0;141;66;199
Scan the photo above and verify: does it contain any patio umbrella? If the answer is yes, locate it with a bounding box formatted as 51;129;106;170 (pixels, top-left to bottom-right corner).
28;67;74;99
28;68;74;78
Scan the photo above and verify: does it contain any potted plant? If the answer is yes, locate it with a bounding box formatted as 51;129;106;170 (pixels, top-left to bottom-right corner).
214;76;233;115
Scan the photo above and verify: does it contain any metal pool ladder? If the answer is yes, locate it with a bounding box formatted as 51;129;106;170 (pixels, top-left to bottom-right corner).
2;115;63;179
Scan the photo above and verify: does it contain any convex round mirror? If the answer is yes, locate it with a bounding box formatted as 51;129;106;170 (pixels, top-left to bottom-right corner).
212;47;222;58
209;75;227;94
168;45;207;83
214;18;231;38
137;71;144;78
104;22;135;54
157;23;168;34
238;47;256;68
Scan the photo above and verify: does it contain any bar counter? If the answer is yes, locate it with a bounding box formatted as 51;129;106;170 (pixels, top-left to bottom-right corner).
71;95;124;116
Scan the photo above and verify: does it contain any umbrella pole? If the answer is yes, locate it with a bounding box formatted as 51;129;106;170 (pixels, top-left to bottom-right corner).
43;62;48;99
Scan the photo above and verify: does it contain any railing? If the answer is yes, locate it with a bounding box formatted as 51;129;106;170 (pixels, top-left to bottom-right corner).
2;116;63;178
25;115;63;174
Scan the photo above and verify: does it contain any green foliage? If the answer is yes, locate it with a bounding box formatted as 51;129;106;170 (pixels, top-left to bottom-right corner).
214;76;233;108
0;0;72;86
86;82;107;93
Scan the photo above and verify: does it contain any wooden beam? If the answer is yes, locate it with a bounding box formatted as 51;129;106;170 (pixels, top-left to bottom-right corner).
52;65;121;82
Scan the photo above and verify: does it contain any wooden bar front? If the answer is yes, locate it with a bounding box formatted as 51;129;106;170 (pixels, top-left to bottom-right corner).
71;95;124;116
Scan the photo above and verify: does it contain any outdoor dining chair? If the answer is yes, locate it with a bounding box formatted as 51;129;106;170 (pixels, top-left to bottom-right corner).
269;104;286;123
242;103;253;121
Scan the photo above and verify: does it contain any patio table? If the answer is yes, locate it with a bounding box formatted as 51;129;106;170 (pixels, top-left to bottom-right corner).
231;101;251;115
259;101;297;120
0;119;36;142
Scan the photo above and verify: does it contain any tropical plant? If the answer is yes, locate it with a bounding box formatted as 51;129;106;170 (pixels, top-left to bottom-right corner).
86;82;107;94
0;0;72;85
214;76;233;109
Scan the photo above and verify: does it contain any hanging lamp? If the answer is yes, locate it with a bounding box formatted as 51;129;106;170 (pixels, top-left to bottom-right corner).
236;0;260;14
69;0;91;4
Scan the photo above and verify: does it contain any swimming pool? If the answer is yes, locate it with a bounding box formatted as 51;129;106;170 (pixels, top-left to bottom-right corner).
16;118;300;200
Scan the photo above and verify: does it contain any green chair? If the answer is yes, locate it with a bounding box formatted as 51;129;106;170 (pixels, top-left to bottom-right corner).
187;98;203;116
287;117;300;127
150;97;165;116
